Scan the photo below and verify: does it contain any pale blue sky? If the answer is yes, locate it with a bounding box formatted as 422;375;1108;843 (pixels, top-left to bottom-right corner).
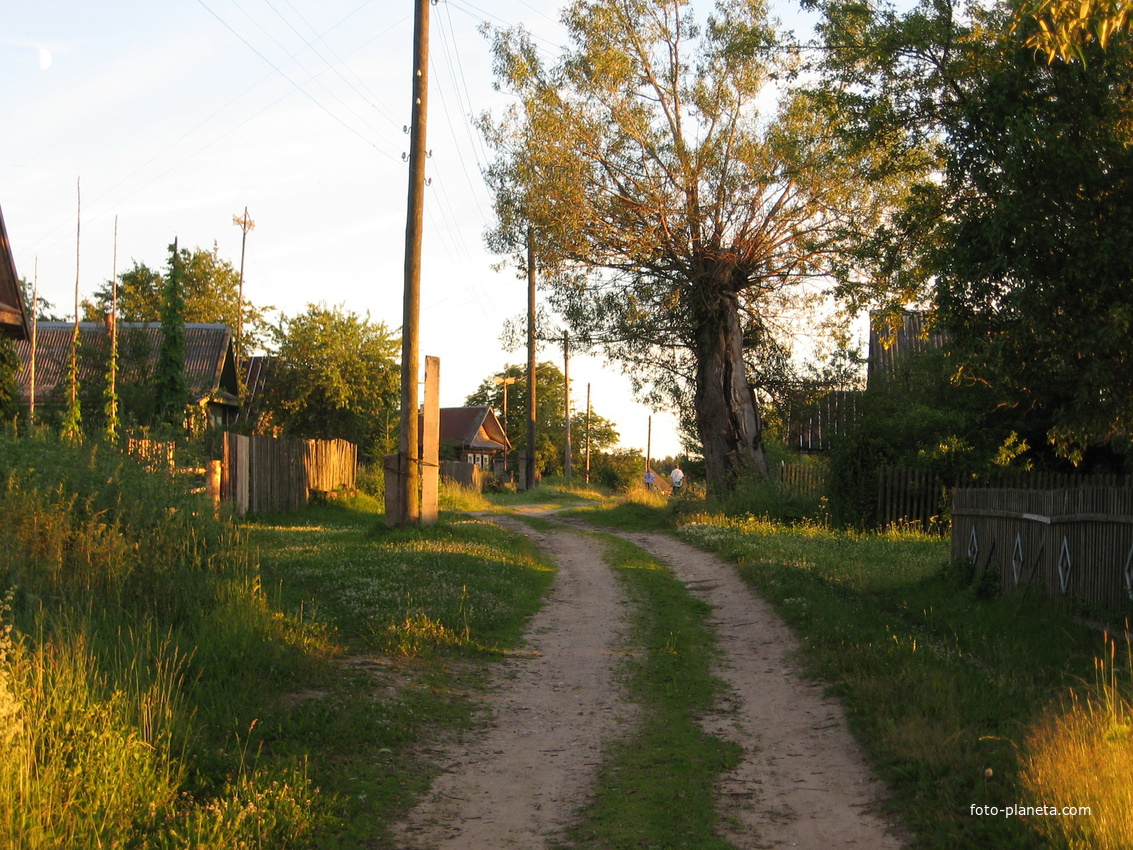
2;0;824;462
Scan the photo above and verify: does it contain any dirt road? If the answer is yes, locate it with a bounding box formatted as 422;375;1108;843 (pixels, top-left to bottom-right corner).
393;511;904;849
392;517;633;849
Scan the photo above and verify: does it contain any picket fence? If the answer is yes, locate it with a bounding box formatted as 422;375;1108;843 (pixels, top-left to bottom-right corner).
222;433;357;515
951;487;1133;610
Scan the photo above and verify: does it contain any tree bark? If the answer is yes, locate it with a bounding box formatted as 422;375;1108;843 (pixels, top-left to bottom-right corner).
691;284;769;496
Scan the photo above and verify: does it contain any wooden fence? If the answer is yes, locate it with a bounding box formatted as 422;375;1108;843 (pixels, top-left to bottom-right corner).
877;465;947;529
222;433;357;515
127;438;177;470
440;460;486;492
778;461;826;499
951;487;1133;610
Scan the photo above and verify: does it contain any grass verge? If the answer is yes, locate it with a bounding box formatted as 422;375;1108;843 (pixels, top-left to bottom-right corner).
678;514;1101;849
563;532;740;849
249;498;556;847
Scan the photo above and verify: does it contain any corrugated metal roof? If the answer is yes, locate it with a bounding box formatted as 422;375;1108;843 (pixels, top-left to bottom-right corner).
16;321;239;406
0;204;30;340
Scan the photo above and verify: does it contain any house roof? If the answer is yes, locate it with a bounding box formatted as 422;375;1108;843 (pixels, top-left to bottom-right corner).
438;406;512;452
0;204;30;340
15;321;240;407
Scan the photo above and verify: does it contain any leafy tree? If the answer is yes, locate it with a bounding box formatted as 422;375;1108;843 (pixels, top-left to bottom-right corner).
480;0;903;495
263;304;400;463
152;242;189;428
810;0;1133;463
0;337;19;422
84;243;270;352
466;361;620;477
1011;0;1132;63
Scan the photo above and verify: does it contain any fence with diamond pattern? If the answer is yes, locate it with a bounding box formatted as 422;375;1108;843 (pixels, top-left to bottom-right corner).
950;487;1133;609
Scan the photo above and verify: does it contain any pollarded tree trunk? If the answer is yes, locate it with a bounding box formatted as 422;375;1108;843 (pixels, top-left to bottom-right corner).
691;283;770;496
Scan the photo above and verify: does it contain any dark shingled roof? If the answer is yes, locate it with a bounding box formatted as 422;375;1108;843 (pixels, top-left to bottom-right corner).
0;204;30;340
438;406;511;452
16;321;240;407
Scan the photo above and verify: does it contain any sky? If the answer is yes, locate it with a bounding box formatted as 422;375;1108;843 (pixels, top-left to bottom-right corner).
1;0;822;463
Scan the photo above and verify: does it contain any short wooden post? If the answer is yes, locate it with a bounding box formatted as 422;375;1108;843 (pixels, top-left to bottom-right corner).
421;355;440;524
206;459;222;506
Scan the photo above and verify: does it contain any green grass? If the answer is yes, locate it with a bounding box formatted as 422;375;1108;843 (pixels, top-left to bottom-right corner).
564;532;740;849
561;489;673;531
678;514;1101;849
486;478;614;508
0;432;328;849
0;433;559;849
248;498;557;846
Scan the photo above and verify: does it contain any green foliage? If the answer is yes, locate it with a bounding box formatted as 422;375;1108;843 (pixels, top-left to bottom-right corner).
0;431;329;847
827;349;1030;527
589;446;644;492
810;0;1133;460
59;325;83;442
466;361;620;477
264;304;400;464
152;242;189;428
0;337;19;422
85;243;271;352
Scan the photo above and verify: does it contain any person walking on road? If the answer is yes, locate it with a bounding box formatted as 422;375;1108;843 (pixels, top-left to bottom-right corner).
670;463;685;493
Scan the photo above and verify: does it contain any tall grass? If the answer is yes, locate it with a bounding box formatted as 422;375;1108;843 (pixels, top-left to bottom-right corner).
1020;630;1133;849
0;432;329;848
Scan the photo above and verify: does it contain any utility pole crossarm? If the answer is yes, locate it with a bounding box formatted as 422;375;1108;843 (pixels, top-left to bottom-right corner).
233;207;254;357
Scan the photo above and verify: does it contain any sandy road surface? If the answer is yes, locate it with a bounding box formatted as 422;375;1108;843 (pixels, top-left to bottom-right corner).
393;511;904;849
392;516;632;849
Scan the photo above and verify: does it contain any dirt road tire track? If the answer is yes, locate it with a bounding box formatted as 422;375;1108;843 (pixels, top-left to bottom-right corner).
614;528;905;849
392;517;633;849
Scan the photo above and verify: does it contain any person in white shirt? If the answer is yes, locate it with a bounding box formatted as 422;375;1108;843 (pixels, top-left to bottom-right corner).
670;463;685;492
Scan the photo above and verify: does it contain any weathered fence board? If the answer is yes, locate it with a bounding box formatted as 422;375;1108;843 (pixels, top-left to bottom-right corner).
778;461;827;499
440;460;486;491
127;438;176;470
951;487;1133;610
877;465;946;530
222;433;357;515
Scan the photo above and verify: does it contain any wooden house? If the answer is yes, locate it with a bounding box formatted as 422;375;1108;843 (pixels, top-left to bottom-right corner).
438;406;511;470
867;310;947;390
0;204;30;340
15;320;241;426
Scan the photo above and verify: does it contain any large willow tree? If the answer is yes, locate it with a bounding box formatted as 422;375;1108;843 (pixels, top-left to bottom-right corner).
481;0;905;494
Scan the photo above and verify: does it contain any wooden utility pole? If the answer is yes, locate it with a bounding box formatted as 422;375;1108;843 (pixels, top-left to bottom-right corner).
563;331;571;482
526;227;537;491
647;414;652;473
584;382;591;484
494;375;517;471
30;259;37;425
398;0;431;525
232;207;254;356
